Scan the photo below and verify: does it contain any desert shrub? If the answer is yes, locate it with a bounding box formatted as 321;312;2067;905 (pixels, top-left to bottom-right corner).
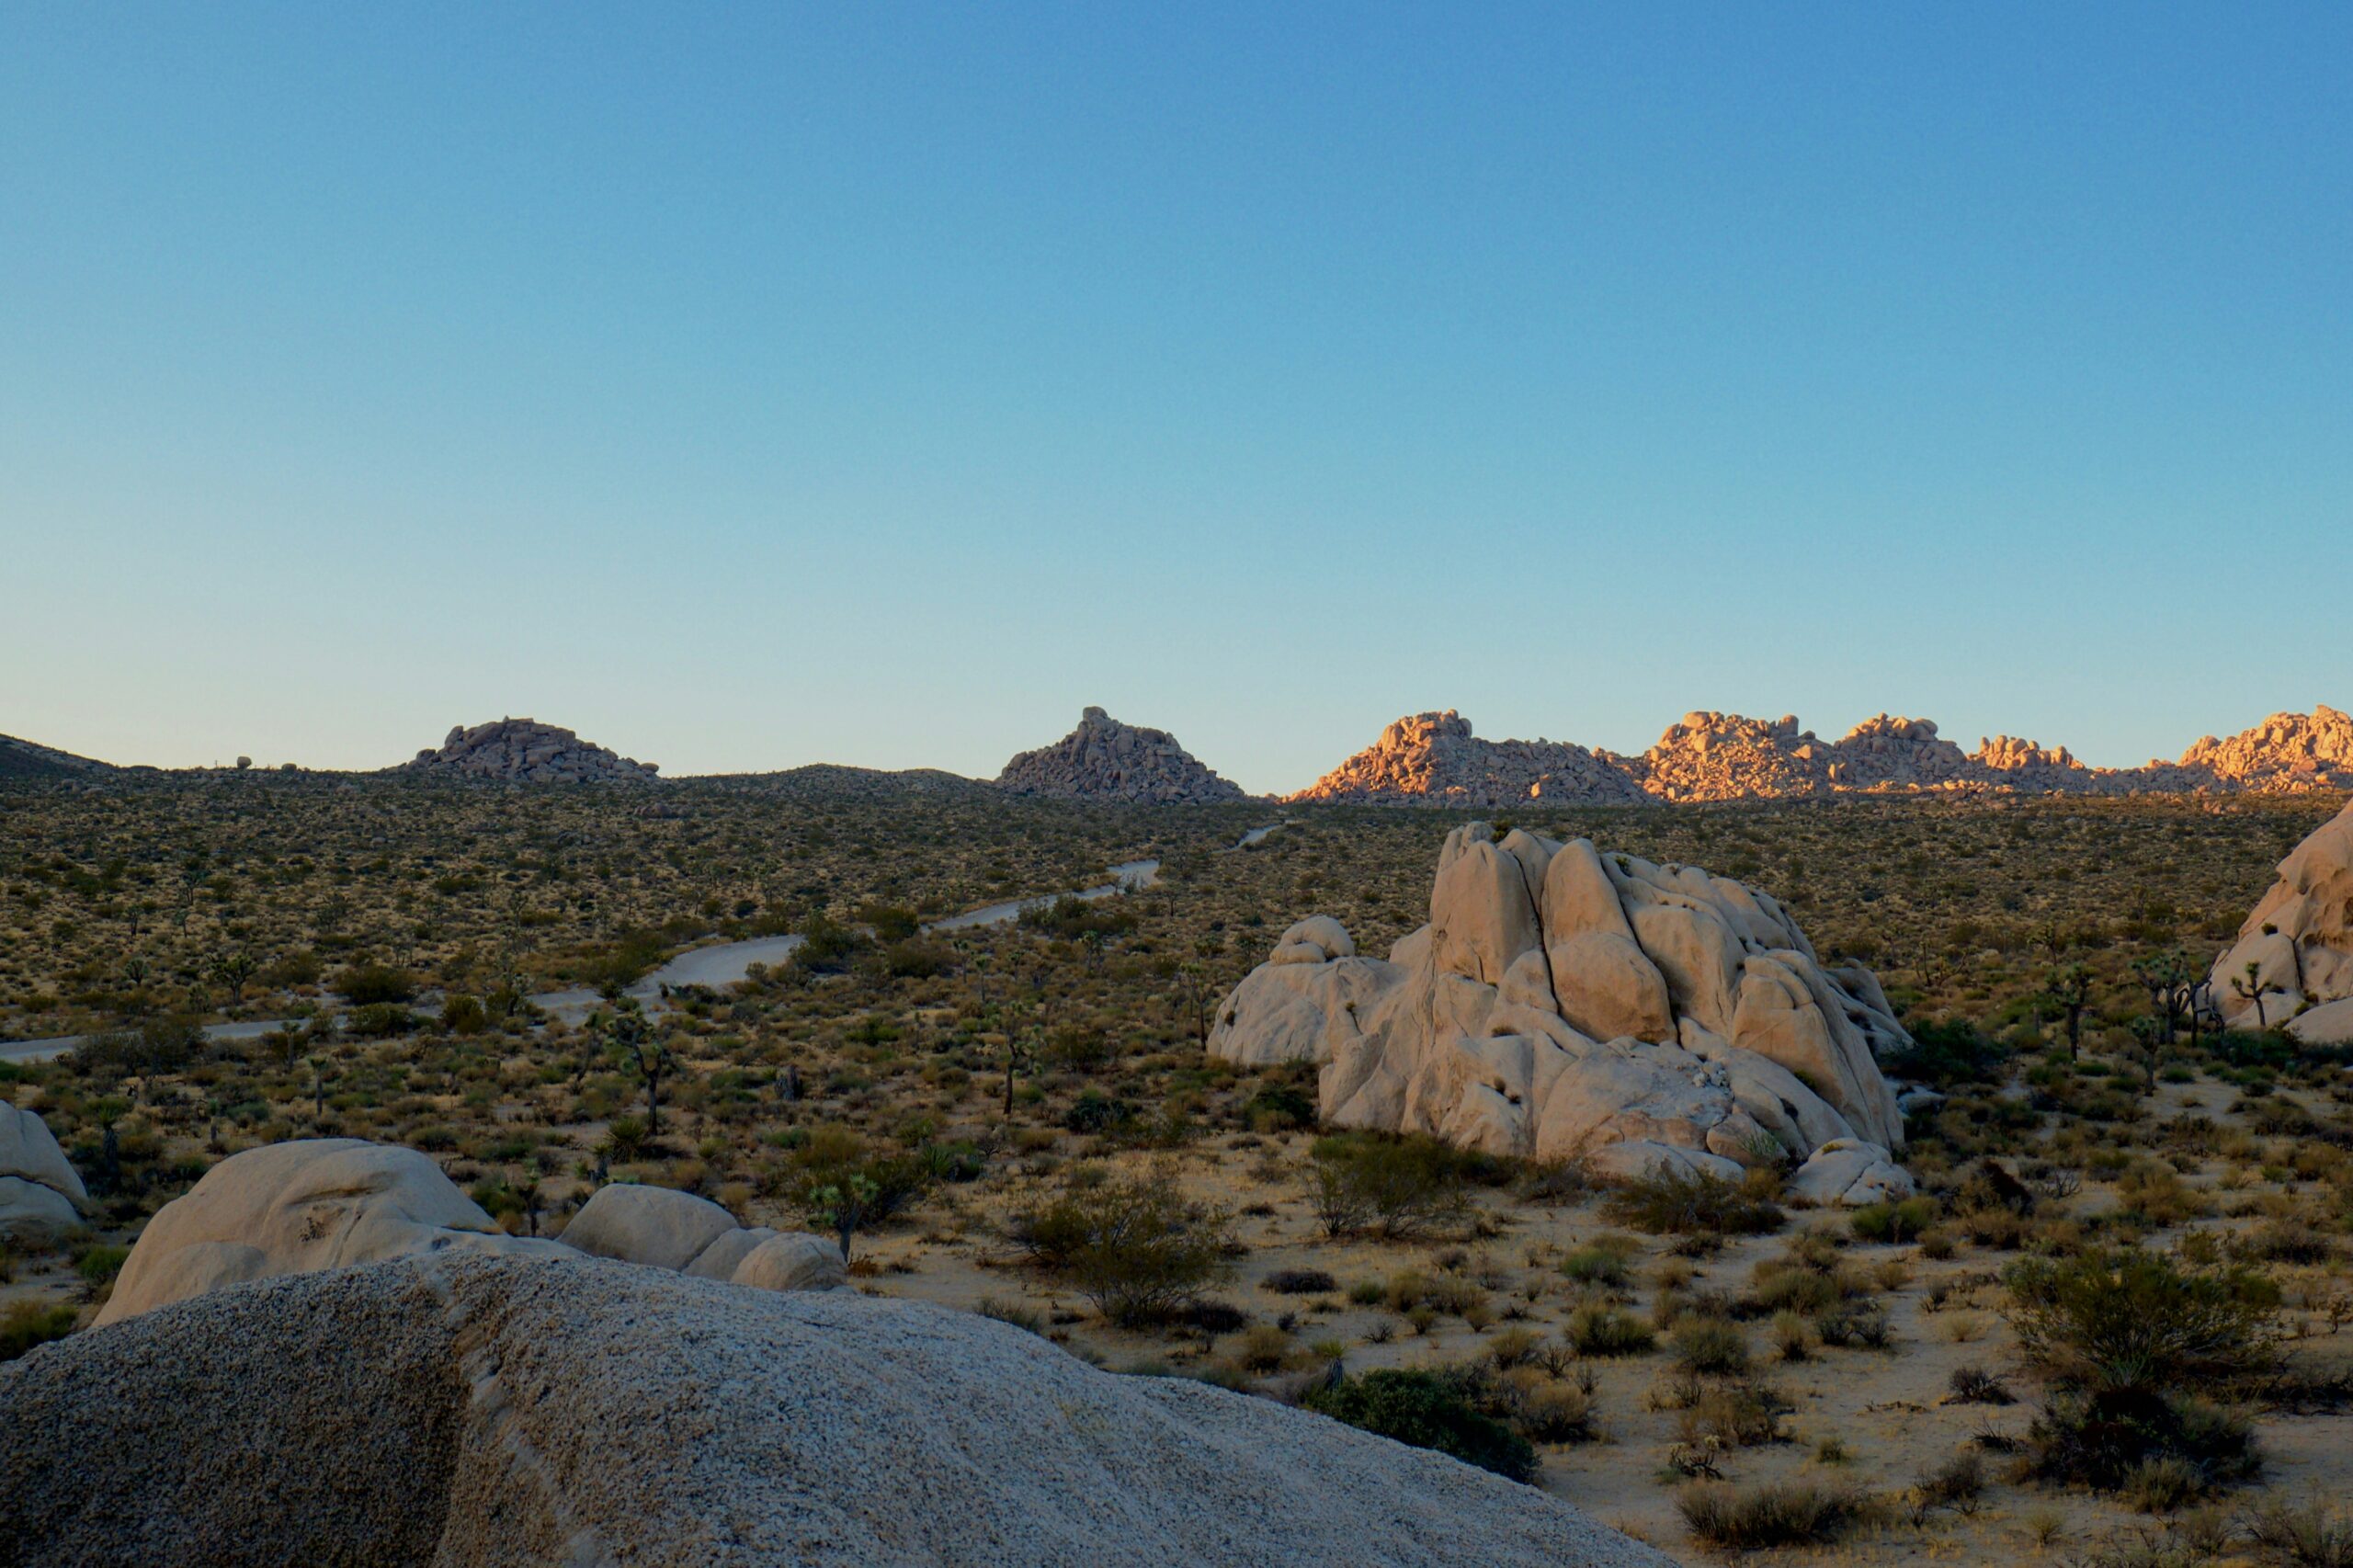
2243;1497;2353;1568
1565;1304;1655;1357
1677;1481;1873;1549
1013;1170;1234;1326
1948;1364;2016;1405
1600;1166;1782;1237
1305;1133;1475;1240
439;994;488;1034
881;937;953;979
1559;1234;1640;1286
1263;1268;1336;1296
1491;1366;1595;1443
1671;1316;1751;1376
1850;1196;1938;1244
1063;1090;1134;1135
73;1244;130;1285
974;1297;1044;1334
333;961;417;1006
1241;1083;1315;1132
1888;1018;2008;1085
1303;1369;1538;1483
0;1301;76;1361
2006;1248;2274;1495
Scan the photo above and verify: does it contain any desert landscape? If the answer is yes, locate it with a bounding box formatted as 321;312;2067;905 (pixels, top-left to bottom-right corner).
8;703;2353;1565
7;8;2347;1564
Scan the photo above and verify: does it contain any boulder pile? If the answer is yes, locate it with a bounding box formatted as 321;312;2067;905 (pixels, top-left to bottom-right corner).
97;1139;842;1326
2210;798;2353;1045
1291;705;2353;804
404;718;660;784
8;1253;1674;1568
1290;711;1648;808
0;1104;90;1242
996;707;1248;803
1209;823;1912;1199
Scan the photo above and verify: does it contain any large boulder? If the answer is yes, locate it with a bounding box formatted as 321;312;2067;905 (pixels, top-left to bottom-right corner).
7;1254;1676;1568
97;1139;843;1325
0;1103;89;1242
2210;799;2353;1032
1209;823;1910;1172
564;1182;847;1292
96;1139;560;1324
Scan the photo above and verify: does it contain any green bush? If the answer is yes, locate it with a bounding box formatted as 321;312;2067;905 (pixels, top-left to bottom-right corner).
2005;1248;2277;1495
1887;1018;2008;1085
1305;1134;1476;1240
1304;1369;1538;1483
1013;1170;1234;1326
1565;1304;1655;1357
0;1301;76;1362
1601;1166;1783;1237
1851;1196;1937;1244
334;962;418;1006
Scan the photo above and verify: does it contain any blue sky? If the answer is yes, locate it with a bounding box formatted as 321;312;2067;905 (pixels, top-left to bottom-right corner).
4;4;2347;792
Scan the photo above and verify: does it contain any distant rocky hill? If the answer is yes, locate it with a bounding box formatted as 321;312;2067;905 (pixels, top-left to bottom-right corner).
996;707;1248;804
1290;705;2353;807
403;719;660;785
1291;711;1647;807
0;732;117;783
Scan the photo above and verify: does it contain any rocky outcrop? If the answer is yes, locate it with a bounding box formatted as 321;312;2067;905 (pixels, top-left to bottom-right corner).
563;1182;847;1292
2210;798;2353;1037
1290;711;1649;808
1291;705;2353;804
1622;713;1830;801
404;718;660;784
2159;706;2353;794
1209;824;1908;1184
0;1104;90;1241
996;707;1248;804
97;1139;841;1325
14;1254;1674;1568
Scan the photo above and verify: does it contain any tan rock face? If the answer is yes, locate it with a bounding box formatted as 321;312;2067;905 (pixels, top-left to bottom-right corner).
563;1182;847;1290
995;707;1246;804
403;718;659;784
1208;823;1910;1174
2164;705;2353;793
2211;797;2353;1032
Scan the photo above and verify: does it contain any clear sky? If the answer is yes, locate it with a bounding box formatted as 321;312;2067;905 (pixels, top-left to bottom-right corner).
4;5;2347;793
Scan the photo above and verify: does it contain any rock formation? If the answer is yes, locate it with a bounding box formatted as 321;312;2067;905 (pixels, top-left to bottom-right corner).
97;1139;841;1325
2160;705;2353;794
404;718;660;784
2210;798;2353;1044
1290;711;1649;808
996;707;1248;804
1209;824;1911;1198
1291;705;2353;804
0;1104;90;1242
1622;712;1831;801
10;1253;1674;1568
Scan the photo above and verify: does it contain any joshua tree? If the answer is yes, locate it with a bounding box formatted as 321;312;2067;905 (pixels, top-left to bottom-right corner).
602;999;676;1134
208;946;258;1009
2232;961;2280;1030
2044;963;2094;1060
2131;949;2193;1045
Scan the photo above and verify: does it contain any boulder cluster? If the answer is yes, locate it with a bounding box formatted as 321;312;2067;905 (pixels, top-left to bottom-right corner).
995;707;1248;804
1291;706;2353;807
0;1105;90;1242
96;1138;843;1326
404;718;661;784
2210;797;2353;1046
6;1253;1670;1568
1209;823;1914;1202
1286;710;1647;807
